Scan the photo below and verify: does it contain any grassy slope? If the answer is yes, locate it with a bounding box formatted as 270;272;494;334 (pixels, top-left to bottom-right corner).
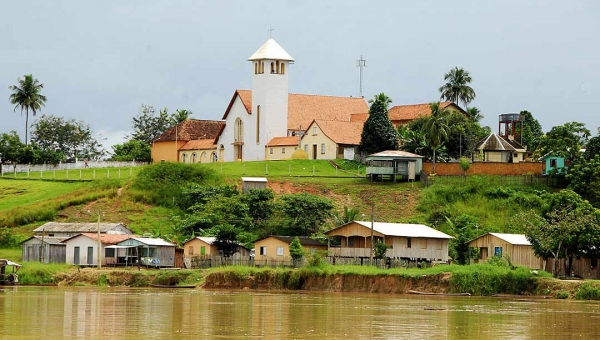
0;179;89;211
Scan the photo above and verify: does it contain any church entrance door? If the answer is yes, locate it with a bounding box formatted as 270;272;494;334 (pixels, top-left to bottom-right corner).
312;144;317;160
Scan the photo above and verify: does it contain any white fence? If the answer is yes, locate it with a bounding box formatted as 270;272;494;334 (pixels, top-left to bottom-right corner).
0;161;147;175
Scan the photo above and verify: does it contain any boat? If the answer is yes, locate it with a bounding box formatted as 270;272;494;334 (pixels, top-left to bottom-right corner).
0;259;22;285
408;290;471;296
150;284;196;289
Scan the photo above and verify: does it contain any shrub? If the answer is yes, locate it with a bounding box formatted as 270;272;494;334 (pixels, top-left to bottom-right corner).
575;283;600;300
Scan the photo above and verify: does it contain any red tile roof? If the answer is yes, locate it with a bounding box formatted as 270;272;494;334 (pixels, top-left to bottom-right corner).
179;139;216;150
223;90;369;130
388;102;463;122
266;136;299;146
154;119;225;142
312;120;364;145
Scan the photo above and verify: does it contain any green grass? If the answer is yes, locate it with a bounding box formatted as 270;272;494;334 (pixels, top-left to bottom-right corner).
202;160;363;179
0;248;23;261
16;261;73;284
0;180;90;211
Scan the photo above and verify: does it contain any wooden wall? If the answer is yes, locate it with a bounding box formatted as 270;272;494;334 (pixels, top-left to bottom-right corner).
469;234;543;269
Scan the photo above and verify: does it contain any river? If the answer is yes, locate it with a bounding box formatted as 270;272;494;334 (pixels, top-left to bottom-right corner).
0;286;598;339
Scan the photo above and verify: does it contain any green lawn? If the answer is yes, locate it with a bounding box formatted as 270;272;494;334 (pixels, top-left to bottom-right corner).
0;180;90;212
202;159;364;179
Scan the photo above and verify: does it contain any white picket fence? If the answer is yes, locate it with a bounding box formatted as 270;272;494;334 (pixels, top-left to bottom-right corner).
0;160;147;175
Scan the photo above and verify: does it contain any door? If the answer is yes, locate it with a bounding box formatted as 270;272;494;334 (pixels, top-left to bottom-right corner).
312;145;317;160
74;246;80;265
87;246;94;265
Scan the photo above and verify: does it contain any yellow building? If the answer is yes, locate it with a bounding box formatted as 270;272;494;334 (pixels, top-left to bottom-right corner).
300;120;364;160
253;236;327;265
265;136;299;160
151;119;225;163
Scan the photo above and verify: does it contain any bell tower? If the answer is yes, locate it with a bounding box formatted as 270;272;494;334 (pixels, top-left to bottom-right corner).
248;38;294;154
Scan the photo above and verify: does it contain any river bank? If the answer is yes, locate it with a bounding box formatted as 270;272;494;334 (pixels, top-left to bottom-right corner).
18;265;599;300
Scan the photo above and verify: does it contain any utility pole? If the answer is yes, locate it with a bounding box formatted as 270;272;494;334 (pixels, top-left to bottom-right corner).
369;203;374;262
357;55;366;98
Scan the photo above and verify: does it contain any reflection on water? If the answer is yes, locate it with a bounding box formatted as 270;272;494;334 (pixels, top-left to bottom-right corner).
1;287;599;339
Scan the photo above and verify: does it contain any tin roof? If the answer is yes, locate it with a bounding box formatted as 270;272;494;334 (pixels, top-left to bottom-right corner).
366;150;424;159
34;222;131;234
242;177;268;182
489;233;531;245
328;221;453;239
62;233;134;245
254;235;326;247
128;237;175;247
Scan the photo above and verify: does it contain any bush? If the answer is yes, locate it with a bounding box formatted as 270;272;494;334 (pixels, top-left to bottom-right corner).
575;283;600;300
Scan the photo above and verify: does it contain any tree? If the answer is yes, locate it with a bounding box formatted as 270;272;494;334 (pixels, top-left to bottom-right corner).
359;93;399;154
439;67;476;108
584;132;600;160
518;110;544;152
8;74;47;146
289;236;305;266
535;122;590;164
110;139;151;162
242;189;276;231
0;131;26;165
170;109;192;126
567;156;600;209
421;102;450;173
374;240;389;259
445;214;479;265
333;206;360;226
466;107;483;122
130;105;171;145
444;111;489;160
279;193;334;236
213;224;240;258
30;115;105;162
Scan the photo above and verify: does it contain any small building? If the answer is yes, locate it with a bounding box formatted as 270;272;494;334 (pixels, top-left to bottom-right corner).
241;177;268;193
33;222;132;238
386;102;467;128
151;119;225;163
20;236;67;263
365;150;423;182
63;233;133;266
300;120;364;160
183;236;251;258
326;221;453;261
265;137;300;160
253;236;327;265
473;132;527;163
116;237;176;268
468;232;543;269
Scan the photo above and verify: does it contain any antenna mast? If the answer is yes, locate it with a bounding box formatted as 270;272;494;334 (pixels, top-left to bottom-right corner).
357;55;366;98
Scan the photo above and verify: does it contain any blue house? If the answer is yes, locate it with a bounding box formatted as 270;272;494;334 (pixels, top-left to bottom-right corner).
540;154;567;175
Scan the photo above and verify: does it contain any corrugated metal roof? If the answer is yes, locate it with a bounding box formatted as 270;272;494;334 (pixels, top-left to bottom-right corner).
34;222;131;234
349;221;453;239
254;235;326;247
366;150;424;159
194;237;216;245
489;233;531;245
242;177;268;182
130;237;175;247
24;236;68;245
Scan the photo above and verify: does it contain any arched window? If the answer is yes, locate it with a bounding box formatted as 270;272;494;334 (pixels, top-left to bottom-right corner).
200;151;206;163
270;62;275;74
260;62;264;74
254;63;258;74
192;153;197;164
181;153;187;163
281;63;285;75
235;118;244;142
256;105;260;144
210;152;217;163
276;61;280;74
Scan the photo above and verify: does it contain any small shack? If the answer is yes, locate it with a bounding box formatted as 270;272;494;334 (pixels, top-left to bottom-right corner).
20;236;67;263
365;150;423;182
116;237;176;268
468;232;543;269
63;233;133;266
253;236;327;265
183;236;251;258
241;177;268;193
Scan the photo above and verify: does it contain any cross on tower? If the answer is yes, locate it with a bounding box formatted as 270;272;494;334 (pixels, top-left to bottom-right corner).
268;25;274;38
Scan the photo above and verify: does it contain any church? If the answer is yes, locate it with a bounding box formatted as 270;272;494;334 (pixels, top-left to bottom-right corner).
151;37;369;163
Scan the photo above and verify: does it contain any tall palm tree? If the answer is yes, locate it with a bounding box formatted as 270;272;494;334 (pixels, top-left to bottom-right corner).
439;67;476;108
466;107;484;122
9;74;47;146
422;102;450;173
170;109;192;126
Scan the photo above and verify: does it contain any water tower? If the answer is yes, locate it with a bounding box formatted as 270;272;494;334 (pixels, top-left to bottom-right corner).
498;113;524;145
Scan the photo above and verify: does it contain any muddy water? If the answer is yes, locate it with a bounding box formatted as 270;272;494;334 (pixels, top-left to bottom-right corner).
0;287;599;339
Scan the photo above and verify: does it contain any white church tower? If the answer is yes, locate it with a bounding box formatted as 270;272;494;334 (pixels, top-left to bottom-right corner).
247;38;294;158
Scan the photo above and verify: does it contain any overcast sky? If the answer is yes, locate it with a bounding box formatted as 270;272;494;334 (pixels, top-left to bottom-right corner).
2;0;599;151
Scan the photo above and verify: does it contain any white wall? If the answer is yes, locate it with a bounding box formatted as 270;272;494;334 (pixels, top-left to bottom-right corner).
65;236;103;266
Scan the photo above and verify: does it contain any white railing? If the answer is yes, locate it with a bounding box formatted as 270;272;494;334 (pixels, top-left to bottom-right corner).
0;160;147;175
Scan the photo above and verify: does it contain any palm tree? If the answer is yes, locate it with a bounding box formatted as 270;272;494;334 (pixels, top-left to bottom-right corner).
466;107;484;122
9;74;47;146
170;109;192;126
439;67;476;108
421;102;450;173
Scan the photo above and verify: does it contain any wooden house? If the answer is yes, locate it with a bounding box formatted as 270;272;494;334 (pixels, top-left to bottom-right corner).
326;221;453;261
116;237;176;268
63;233;133;266
253;236;327;265
20;236;67;263
33;222;132;238
183;236;251;258
468;233;543;269
365;150;423;182
242;177;267;193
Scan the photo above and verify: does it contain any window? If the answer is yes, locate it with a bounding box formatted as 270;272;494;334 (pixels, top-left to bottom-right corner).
436;240;442;250
235;118;244;142
260;246;267;256
348;238;354;247
276;246;284;256
181;153;187;163
105;248;115;257
313;127;317;135
201;246;206;255
321;143;326;154
407;238;412;248
256;105;260;144
276;60;280;74
270;62;275;73
282;148;286;154
420;239;427;249
550;159;557;167
494;247;502;257
260;61;264;74
188;246;194;255
192;153;197;164
304;144;308;152
270;148;273;154
281;63;285;74
87;246;94;265
254;63;258;74
294;147;297;151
